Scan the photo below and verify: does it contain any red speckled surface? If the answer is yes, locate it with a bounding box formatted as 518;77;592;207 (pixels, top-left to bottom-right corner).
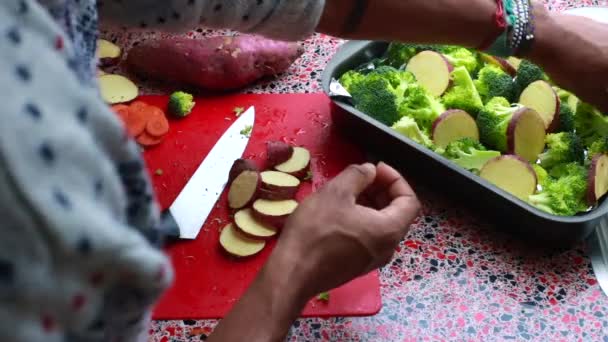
100;1;608;341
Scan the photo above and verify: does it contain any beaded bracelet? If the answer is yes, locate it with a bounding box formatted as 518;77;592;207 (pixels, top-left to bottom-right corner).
482;0;536;57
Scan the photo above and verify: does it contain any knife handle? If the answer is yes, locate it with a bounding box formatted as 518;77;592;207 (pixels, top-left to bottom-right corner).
159;210;181;243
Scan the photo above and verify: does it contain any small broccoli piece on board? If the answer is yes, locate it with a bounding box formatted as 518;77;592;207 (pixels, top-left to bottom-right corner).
168;91;195;118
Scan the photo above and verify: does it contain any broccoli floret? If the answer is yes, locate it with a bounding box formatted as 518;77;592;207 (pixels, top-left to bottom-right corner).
532;164;550;189
442;66;484;116
528;162;588;216
369;66;416;89
349;73;407;126
391;116;433;147
474;64;515;103
538;132;584;169
399;83;446;132
555;102;575;133
514;59;547;96
441;48;480;75
476;97;522;152
587;136;608;162
441;137;501;172
574;102;608;147
384;42;441;68
339;70;366;92
168;91;195;117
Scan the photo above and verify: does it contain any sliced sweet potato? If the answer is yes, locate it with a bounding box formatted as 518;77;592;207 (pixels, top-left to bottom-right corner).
228;170;260;209
219;223;266;258
274;147;311;179
588;154;608;204
266;141;294;168
252;199;298;229
260;171;300;200
506;108;547;163
99;74;138;104
518;80;560;132
405;51;453;97
479;155;537;200
97;39;122;67
431;110;479;148
234;208;278;240
228;159;259;184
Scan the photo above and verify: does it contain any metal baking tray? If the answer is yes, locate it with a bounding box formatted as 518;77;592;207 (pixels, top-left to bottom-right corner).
321;40;607;248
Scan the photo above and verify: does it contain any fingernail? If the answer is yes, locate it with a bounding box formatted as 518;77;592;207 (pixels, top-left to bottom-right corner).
362;162;375;170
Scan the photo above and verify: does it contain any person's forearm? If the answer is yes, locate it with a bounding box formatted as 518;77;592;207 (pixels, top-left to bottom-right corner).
318;0;499;49
207;248;311;342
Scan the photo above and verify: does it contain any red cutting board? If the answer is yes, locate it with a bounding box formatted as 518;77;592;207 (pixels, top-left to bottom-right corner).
137;93;381;320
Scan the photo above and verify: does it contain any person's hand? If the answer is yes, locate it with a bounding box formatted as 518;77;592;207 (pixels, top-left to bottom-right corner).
529;8;608;112
266;162;421;299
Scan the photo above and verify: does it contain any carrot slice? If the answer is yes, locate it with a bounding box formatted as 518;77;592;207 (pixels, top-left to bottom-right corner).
145;107;170;137
129;101;149;112
125;107;148;137
111;104;130;125
136;131;163;147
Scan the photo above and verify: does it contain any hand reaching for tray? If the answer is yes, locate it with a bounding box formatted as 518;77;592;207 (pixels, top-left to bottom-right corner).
207;162;420;342
528;10;608;113
275;162;421;296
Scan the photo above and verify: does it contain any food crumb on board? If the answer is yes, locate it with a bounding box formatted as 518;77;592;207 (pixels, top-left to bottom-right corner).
155;168;164;176
233;107;245;116
240;125;252;137
317;292;330;302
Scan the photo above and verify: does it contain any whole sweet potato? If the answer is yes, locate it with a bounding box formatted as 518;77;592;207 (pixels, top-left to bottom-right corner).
126;35;304;91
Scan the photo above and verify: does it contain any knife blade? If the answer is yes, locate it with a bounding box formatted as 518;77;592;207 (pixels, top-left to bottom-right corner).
159;106;255;240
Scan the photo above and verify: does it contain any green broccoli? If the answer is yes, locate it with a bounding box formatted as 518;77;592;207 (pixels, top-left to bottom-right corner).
338;70;366;93
392;116;433;147
474;64;515;103
369;66;416;89
168;91;195;117
513;59;547;97
441;48;480;75
587;136;608;163
555;102;575;133
538;132;584;170
349;72;408;126
441;138;501;173
384;42;441;68
398;83;446;132
532;164;550;189
442;66;484;116
574;102;608;147
528;162;589;216
476;97;522;152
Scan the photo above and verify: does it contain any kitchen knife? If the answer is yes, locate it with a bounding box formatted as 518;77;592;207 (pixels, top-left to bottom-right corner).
159;106;255;241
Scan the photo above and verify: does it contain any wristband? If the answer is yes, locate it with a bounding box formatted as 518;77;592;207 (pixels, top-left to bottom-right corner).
514;0;537;57
482;0;536;57
477;0;507;51
483;0;517;57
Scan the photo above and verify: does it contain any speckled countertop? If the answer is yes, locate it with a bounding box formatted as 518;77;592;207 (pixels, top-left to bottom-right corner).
101;1;608;340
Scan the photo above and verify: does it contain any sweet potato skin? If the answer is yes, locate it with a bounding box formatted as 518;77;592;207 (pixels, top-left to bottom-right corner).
126;35;305;91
